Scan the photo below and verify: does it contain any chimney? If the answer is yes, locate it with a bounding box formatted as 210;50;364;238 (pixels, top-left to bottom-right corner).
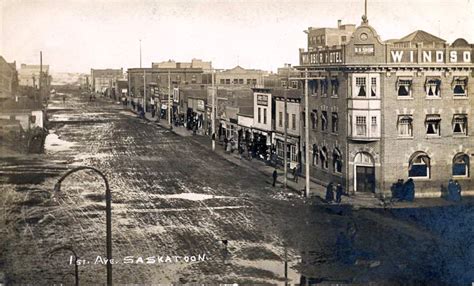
338;19;342;28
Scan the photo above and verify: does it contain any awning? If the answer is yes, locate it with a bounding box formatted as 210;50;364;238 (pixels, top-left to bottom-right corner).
398;115;413;123
451;76;468;88
425;76;441;86
453;114;467;123
396;77;413;90
426;115;441;122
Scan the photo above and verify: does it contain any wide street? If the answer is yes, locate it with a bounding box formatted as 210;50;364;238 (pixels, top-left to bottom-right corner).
1;91;474;285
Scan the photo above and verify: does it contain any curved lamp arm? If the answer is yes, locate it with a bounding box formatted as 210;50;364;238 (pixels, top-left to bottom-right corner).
54;166;113;286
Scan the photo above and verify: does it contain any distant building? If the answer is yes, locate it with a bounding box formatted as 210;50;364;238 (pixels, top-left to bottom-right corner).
152;58;213;73
297;15;474;197
0;56;18;100
18;64;51;89
264;64;301;89
90;68;124;95
216;66;269;87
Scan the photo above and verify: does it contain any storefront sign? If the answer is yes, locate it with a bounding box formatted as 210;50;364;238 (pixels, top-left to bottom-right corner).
354;44;375;55
257;94;268;106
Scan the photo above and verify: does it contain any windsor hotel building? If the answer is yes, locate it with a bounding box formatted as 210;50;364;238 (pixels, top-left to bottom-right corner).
297;18;473;198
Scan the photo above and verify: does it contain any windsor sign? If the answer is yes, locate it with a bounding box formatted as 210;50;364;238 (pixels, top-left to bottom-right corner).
390;50;472;64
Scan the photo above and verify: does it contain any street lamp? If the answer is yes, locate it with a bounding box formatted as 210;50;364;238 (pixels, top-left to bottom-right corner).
49;245;79;286
54;166;113;286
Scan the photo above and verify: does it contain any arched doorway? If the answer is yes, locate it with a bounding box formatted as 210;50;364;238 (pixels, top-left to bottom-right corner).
354;152;375;193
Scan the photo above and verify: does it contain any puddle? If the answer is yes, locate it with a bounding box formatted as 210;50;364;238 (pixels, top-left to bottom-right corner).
153;193;235;201
44;133;76;152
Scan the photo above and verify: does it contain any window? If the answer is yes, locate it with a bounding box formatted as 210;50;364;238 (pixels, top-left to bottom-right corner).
258;107;261;123
320;147;328;169
233;79;238;84
321;78;328;95
285;112;289;128
333;148;342;173
425;78;441;97
398;115;413;137
302;112;305;128
397;78;412;97
292;114;296;130
341;36;347;43
263;109;267;124
370;77;377;97
312;144;319;166
225;79;231;84
238;79;244;84
309;80;318;95
321;111;328;131
453;154;469;177
409;152;430;178
453;77;467;96
191;75;197;84
356;116;367;136
355;77;367;97
252;79;257;86
247;79;252;85
332;112;338;133
290;145;297;162
371;116;377;135
311;110;317;130
425;115;441;136
277;141;284;158
279;111;283;127
220;79;225;84
453;114;468;135
331;77;339;96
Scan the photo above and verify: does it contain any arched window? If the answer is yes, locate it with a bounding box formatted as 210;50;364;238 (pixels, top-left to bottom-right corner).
312;144;319;166
320;147;328;169
453;153;470;177
333;148;342;173
409;152;430;178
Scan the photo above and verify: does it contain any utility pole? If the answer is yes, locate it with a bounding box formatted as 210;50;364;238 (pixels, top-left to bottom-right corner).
168;70;171;126
304;68;310;197
39;51;42;102
283;66;289;189
211;69;216;151
143;69;146;112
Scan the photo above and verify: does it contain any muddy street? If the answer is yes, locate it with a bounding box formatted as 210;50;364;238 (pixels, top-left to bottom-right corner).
1;92;473;285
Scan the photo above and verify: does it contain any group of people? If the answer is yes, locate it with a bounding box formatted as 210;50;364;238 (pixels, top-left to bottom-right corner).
390;178;415;202
325;182;345;203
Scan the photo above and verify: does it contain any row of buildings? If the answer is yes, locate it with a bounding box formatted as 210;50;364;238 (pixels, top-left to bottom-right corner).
0;57;51;153
105;15;473;198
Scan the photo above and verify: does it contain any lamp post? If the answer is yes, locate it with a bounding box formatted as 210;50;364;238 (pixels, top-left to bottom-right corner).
54;166;112;286
49;245;79;286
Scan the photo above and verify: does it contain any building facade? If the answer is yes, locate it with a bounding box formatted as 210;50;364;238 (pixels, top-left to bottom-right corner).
18;64;51;89
91;68;124;95
216;66;269;87
297;17;474;198
0;56;18;100
273;89;303;168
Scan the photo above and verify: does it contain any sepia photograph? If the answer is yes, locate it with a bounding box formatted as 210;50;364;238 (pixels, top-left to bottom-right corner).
0;0;473;284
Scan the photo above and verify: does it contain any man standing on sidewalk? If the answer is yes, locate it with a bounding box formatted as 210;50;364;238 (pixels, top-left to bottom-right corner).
272;168;278;187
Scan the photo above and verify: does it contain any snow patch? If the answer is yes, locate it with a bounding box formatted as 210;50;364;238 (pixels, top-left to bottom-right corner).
44;133;76;152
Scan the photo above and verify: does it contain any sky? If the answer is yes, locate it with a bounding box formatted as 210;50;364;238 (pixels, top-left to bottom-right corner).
1;0;473;74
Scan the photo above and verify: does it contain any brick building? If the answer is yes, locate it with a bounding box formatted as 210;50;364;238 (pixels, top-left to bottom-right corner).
216;66;269;87
297;17;474;198
91;68;124;96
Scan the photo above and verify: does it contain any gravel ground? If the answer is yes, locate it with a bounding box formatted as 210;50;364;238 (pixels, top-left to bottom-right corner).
1;92;473;285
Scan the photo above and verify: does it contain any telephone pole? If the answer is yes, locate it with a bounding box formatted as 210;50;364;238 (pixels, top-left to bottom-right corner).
211;69;216;151
304;69;310;197
283;66;289;189
168;70;172;126
39;51;42;102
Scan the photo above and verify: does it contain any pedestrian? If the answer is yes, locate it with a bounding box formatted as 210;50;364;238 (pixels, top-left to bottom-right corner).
62;94;66;104
447;179;458;201
193;122;197;135
293;166;298;183
403;178;415;202
272;168;278;187
325;182;334;202
394;179;404;201
336;183;344;203
454;180;462;201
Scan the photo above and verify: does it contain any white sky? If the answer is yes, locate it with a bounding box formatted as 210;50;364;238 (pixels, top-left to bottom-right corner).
1;0;473;73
